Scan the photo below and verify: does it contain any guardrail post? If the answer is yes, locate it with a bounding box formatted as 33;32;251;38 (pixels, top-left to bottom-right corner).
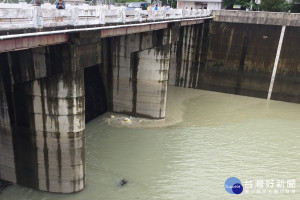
99;7;106;24
137;9;142;22
121;8;126;24
72;7;79;26
32;7;43;28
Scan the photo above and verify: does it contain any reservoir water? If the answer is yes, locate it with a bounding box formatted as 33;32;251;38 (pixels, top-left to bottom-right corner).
1;86;299;200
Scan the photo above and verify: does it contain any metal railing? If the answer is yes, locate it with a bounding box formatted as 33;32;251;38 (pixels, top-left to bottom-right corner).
0;3;211;30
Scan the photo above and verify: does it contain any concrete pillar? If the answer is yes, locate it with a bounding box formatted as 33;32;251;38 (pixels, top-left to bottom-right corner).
11;70;85;193
0;31;106;193
169;24;204;88
111;31;171;119
134;47;169;118
0;69;16;183
0;44;86;193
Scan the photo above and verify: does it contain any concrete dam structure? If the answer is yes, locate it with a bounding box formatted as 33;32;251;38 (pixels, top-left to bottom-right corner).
170;10;300;103
1;9;300;194
0;15;200;192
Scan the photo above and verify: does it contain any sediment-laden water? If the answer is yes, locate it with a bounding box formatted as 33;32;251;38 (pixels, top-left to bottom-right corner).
1;86;299;200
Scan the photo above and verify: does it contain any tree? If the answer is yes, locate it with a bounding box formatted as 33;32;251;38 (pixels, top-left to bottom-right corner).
223;0;236;8
291;0;300;13
115;0;145;2
170;0;177;8
260;0;292;12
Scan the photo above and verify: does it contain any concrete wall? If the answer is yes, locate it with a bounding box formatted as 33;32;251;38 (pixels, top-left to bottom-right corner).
107;29;172;119
213;10;300;27
272;26;300;102
169;20;300;103
169;23;208;88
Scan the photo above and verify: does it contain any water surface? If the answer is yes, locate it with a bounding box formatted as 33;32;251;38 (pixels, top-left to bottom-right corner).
1;86;299;200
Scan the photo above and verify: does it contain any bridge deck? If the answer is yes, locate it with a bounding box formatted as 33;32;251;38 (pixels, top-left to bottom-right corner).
0;3;212;53
0;17;210;53
0;3;211;32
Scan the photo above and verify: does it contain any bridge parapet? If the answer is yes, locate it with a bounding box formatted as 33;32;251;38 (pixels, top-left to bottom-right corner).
213;10;300;27
0;3;211;31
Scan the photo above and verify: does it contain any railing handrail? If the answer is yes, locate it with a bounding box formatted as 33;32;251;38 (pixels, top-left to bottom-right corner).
0;3;212;31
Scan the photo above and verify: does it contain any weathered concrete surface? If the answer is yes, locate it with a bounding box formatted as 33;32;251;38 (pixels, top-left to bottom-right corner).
7;44;101;85
38;71;84;193
170;21;274;96
0;41;91;192
0;69;16;184
169;20;300;103
169;23;207;88
0;34;68;54
100;23;169;38
0;30;110;193
213;10;300;27
11;70;85;193
203;22;280;98
108;30;171;119
272;26;300;102
134;47;170;118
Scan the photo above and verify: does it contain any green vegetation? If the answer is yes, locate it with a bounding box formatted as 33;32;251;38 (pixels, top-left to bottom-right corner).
260;0;292;12
291;0;300;13
4;0;178;7
223;0;260;10
223;0;300;12
115;0;146;3
2;0;299;13
116;0;177;8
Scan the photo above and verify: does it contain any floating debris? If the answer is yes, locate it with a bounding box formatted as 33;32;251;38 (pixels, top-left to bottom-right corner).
106;114;144;127
120;179;128;186
124;117;131;123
